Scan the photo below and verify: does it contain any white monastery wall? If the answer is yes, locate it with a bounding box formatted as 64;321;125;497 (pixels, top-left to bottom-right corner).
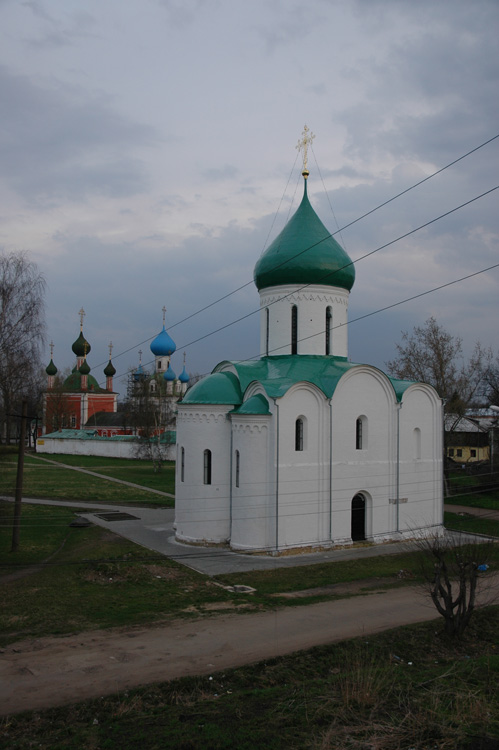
175;404;232;544
37;436;175;460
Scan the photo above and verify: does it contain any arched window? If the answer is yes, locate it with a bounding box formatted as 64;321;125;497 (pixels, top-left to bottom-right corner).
291;305;298;355
181;447;185;482
413;428;421;460
203;449;212;485
235;450;240;488
325;306;332;355
295;418;304;451
265;308;270;357
356;416;368;450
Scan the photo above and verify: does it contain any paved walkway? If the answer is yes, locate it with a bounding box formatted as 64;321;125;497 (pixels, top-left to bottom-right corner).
3;495;493;576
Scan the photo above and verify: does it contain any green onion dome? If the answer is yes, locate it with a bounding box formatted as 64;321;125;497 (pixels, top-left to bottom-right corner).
45;359;57;376
104;360;116;377
79;359;90;376
253;178;355;292
72;331;91;357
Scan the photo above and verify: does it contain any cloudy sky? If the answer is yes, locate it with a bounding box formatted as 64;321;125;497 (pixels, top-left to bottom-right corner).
1;0;498;397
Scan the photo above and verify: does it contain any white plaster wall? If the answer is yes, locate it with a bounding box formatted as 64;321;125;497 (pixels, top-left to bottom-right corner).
398;385;443;533
175;404;232;544
36;437;176;460
230;414;275;550
259;285;349;357
331;367;397;542
276;384;330;548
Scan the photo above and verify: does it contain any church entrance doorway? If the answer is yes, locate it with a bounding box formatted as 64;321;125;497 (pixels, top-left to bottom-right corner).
351;494;366;541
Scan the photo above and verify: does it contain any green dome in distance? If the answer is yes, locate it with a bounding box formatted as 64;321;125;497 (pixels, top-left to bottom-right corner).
72;331;91;357
45;359;57;376
253;177;355;292
79;359;90;376
104;360;116;377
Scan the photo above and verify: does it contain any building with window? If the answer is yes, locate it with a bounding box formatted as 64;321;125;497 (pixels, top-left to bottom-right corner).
175;165;443;553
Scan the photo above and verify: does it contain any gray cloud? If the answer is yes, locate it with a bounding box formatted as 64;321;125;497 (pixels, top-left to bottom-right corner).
0;65;156;203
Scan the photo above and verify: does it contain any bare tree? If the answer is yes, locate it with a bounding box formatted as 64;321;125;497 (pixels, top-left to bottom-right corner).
483;353;499;407
414;532;496;638
0;252;46;443
386;317;490;415
125;374;176;472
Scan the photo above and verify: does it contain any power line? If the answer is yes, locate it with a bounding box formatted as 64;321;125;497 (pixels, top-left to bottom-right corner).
91;133;499;372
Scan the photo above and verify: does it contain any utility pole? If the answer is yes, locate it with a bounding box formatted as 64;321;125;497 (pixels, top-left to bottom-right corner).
11;400;28;553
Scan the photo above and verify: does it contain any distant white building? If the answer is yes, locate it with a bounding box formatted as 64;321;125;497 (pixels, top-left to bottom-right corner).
175;162;443;553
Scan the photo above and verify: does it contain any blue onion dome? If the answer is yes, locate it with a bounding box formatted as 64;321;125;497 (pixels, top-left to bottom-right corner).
104;360;116;377
179;365;189;383
163;364;176;382
254;177;355;292
79;359;90;376
45;359;57;376
72;331;91;357
150;326;176;357
133;363;146;382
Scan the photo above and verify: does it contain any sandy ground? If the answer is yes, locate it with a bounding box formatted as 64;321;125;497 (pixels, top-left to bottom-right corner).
1;575;498;717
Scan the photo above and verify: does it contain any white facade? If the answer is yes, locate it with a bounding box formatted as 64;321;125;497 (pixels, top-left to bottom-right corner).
174;174;444;553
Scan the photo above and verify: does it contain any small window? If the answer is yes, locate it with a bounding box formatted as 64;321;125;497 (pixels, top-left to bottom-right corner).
413;427;421;460
470;449;476;458
356;418;362;450
448;448;454;457
181;447;185;482
291;305;298;355
157;361;162;370
356;416;367;450
456;449;462;458
235;450;240;488
203;449;212;485
71;415;76;428
325;306;332;355
295;418;304;451
265;308;270;357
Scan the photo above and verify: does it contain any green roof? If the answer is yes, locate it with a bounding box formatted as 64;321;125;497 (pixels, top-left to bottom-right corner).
62;371;106;392
253;180;355;292
214;356;416;403
42;429;136;442
231;393;271;415
181;356;418;407
182;371;243;405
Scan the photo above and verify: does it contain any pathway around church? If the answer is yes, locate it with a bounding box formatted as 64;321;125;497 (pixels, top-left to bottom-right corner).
2;574;498;716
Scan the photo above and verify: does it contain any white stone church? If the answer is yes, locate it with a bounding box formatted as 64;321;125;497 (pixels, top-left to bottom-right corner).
174;160;443;553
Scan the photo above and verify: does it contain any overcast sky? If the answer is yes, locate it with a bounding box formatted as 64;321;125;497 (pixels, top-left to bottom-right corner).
1;0;498;397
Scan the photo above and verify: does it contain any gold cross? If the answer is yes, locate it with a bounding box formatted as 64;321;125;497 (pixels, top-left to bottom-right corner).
162;305;167;326
78;307;85;329
109;341;113;358
50;340;54;358
296;125;315;172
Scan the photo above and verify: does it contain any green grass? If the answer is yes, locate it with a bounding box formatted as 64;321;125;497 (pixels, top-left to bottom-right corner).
0;452;174;507
444;510;499;536
2;607;499;749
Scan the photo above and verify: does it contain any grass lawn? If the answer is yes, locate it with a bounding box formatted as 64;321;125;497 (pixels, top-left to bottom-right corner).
2;607;499;749
0;451;174;507
445;510;499;537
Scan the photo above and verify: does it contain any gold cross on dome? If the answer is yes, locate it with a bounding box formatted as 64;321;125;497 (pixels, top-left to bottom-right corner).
109;341;113;358
50;340;54;358
78;307;86;329
296;125;315;172
162;306;167;326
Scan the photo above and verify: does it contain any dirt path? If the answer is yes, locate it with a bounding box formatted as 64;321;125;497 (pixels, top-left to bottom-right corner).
2;575;498;717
